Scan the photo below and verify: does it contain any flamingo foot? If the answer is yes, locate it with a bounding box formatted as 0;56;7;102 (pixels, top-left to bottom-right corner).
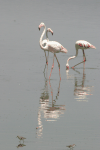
83;57;86;62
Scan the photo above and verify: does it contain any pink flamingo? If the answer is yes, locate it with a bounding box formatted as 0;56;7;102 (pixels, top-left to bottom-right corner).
66;40;96;69
38;22;68;79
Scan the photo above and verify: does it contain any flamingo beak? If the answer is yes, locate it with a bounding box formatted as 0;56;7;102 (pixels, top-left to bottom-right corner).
91;45;96;49
65;49;68;53
52;32;53;35
38;27;40;30
61;48;68;53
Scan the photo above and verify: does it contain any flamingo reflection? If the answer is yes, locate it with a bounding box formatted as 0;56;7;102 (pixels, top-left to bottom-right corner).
46;78;65;121
66;63;94;101
36;62;65;138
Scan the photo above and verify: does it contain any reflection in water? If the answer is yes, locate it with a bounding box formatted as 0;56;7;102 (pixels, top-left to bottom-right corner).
36;62;65;138
46;79;65;121
16;144;26;148
66;63;94;101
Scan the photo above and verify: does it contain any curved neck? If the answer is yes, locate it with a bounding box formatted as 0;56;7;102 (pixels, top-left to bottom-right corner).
67;47;78;65
39;25;47;50
67;56;76;65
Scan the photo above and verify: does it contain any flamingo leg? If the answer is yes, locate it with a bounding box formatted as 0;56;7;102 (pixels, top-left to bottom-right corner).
83;49;86;62
49;79;53;97
44;51;48;65
46;51;49;65
52;55;55;69
57;79;61;97
54;54;61;80
48;51;49;58
43;62;47;74
49;55;55;80
72;60;85;68
72;49;86;68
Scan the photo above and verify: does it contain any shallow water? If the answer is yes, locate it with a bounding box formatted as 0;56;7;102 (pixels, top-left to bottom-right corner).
0;0;100;150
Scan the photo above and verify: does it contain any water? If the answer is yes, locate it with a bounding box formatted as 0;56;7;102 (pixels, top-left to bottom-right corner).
0;0;100;149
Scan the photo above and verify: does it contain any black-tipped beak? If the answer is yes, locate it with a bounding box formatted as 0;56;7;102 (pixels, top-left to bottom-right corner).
38;27;40;30
52;33;53;35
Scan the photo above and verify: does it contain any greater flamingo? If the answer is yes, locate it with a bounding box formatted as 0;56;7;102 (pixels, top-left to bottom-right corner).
66;40;96;69
38;22;68;79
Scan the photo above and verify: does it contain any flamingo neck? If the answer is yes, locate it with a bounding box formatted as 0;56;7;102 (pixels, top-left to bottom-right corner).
39;25;47;50
67;55;76;64
66;47;78;68
46;30;49;41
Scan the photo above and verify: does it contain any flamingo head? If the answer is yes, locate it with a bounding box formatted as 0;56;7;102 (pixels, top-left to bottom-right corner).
38;22;45;30
66;63;69;70
47;28;53;35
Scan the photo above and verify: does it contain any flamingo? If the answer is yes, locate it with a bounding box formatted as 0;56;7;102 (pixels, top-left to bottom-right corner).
41;28;53;65
38;22;68;79
66;40;96;69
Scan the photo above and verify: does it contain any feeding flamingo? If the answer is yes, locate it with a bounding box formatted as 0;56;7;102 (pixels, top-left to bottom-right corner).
66;40;96;69
38;22;68;79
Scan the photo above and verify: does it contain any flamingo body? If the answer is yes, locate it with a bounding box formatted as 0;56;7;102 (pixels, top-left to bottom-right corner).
45;41;67;53
66;40;96;69
75;40;96;50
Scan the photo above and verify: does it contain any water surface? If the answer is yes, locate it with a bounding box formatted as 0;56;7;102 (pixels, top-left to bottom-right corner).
0;0;100;150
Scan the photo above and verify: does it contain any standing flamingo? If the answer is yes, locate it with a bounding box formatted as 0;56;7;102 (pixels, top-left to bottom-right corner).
42;28;53;65
38;22;68;79
66;40;96;69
